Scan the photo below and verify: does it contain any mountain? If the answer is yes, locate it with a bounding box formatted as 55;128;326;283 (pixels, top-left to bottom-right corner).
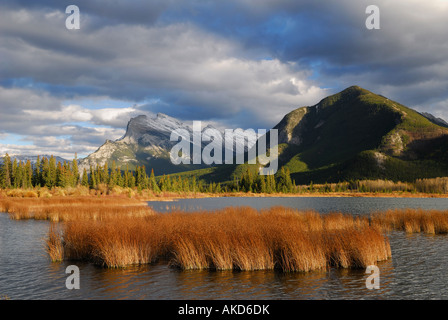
0;155;67;165
272;86;448;183
78;113;247;175
80;86;448;183
420;112;448;128
79;113;200;174
175;86;448;183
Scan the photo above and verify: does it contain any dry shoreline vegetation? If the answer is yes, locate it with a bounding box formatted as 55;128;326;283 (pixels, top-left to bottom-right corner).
371;209;448;234
0;197;153;221
50;207;392;271
2;184;448;201
0;196;391;271
2;196;448;272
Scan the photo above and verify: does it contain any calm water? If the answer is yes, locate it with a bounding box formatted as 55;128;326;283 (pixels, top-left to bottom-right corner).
148;196;448;213
1;196;448;300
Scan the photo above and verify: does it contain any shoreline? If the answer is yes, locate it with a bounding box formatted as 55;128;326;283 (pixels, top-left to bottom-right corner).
140;191;448;201
1;188;447;202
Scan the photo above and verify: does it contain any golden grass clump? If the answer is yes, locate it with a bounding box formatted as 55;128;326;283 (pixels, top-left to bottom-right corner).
6;189;25;197
50;206;391;272
0;196;154;221
45;224;64;262
91;220;165;268
24;191;38;198
371;209;448;234
324;226;391;268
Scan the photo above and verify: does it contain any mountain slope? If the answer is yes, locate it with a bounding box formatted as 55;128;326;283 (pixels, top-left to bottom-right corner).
276;86;448;183
179;86;448;184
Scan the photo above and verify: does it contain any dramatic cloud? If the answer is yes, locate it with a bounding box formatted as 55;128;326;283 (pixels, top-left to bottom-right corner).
1;0;448;157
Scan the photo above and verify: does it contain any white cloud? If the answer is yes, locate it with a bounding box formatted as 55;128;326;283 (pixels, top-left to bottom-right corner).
0;86;129;156
0;7;327;126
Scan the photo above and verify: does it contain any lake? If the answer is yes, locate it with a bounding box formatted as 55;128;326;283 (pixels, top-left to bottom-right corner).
1;196;448;300
149;196;448;214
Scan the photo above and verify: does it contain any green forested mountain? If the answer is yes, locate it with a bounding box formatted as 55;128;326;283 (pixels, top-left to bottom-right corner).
270;86;448;183
175;86;448;184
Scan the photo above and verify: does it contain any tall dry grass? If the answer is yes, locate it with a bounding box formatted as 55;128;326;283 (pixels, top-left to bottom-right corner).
358;180;412;193
0;197;154;221
45;223;64;262
371;209;448;234
49;206;391;271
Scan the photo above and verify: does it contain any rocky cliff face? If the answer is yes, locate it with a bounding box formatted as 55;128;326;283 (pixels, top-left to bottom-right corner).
78;113;248;175
118;113;190;149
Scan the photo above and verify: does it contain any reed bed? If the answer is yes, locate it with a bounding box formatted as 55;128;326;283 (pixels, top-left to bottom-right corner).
45;223;64;262
371;209;448;234
0;197;154;221
49;206;391;271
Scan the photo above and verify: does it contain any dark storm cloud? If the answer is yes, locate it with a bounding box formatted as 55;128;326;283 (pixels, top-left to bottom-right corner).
0;3;325;123
163;0;448;113
2;0;169;27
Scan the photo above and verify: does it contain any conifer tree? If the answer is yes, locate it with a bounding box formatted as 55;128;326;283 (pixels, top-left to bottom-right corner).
25;160;32;189
89;165;97;189
148;169;160;192
56;162;64;187
33;156;41;187
12;159;19;188
0;153;12;188
81;168;89;187
72;154;79;186
44;156;57;188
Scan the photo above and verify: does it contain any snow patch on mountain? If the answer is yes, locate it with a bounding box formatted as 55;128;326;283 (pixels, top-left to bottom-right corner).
0;155;67;165
78;113;253;173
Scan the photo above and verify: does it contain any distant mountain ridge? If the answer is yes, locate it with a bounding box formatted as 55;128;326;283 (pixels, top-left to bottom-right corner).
0;155;67;165
420;112;448;128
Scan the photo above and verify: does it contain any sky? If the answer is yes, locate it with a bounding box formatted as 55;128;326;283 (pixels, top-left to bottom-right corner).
1;0;448;158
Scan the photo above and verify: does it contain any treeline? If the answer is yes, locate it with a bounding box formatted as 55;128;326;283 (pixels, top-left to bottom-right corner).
0;154;292;193
1;154;448;194
0;154;206;192
0;154;161;191
0;154;79;189
228;167;294;193
219;168;448;194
